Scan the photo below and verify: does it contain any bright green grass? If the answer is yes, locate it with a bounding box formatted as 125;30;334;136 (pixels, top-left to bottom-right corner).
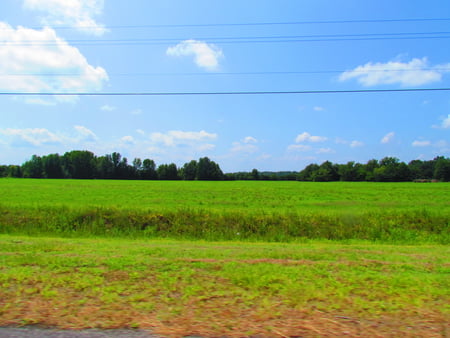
0;179;449;243
2;179;449;212
0;235;448;337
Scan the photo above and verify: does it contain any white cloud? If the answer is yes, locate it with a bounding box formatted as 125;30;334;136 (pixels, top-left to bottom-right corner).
231;142;257;154
150;130;217;147
287;144;312;152
101;105;116;111
339;57;450;87
433;114;450;129
316;148;334;154
167;40;224;71
243;136;258;144
0;128;62;146
381;132;395;144
23;0;107;35
230;137;259;153
295;132;327;143
120;136;135;145
74;125;97;141
0;23;108;102
412;140;431;147
313;106;325;112
350;140;364;148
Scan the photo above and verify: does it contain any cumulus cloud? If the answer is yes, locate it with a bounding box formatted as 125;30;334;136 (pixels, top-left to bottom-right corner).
150;130;217;147
295;132;327;143
339;57;450;87
0;23;108;102
0;128;62;147
23;0;107;35
166;40;224;71
381;132;395;144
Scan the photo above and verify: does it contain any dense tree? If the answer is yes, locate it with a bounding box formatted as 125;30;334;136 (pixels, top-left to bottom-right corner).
141;159;157;180
5;151;449;182
338;161;365;181
311;161;339;182
297;163;319;181
181;160;198;180
63;150;95;179
42;153;64;178
434;157;450;181
373;157;411;182
157;163;179;180
197;157;223;180
22;155;43;178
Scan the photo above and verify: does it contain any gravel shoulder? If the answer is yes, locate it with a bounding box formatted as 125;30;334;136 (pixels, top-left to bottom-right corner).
0;327;164;338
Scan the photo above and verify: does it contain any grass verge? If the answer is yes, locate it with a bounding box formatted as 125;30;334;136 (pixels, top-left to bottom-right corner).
1;235;449;337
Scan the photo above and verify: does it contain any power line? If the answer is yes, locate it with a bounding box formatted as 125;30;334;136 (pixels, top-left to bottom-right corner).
2;88;450;96
2;68;450;78
3;31;450;46
5;32;450;46
3;17;449;31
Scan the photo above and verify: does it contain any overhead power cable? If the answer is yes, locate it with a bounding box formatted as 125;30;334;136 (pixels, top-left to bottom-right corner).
2;31;450;46
2;17;449;31
2;68;450;78
2;88;450;96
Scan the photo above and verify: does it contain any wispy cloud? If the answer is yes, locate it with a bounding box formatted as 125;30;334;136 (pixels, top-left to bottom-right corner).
412;140;431;147
150;130;217;147
0;23;108;103
0;128;62;147
287;144;312;152
433;114;450;129
350;140;364;148
339;57;450;87
74;125;97;142
381;132;395;144
100;105;116;111
295;132;327;143
167;40;224;71
231;137;259;153
23;0;107;35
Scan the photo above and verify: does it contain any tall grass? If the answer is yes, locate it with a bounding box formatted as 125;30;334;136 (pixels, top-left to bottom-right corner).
0;204;448;243
0;179;449;243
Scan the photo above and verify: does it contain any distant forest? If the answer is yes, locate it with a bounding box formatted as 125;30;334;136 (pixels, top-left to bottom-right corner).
1;150;450;182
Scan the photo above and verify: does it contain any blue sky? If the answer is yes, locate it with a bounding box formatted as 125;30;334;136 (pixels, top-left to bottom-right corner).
0;0;449;172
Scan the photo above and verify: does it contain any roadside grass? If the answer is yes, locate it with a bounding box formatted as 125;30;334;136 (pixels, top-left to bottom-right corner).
1;235;449;337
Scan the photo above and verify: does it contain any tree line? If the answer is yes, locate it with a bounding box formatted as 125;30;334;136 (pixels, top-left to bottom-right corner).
0;151;224;180
0;151;449;182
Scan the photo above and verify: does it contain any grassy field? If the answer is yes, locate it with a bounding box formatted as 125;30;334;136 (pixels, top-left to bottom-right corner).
1;236;449;337
0;179;449;336
0;179;449;243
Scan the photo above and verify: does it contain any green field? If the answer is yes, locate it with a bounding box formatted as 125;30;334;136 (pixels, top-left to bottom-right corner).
0;179;449;243
0;179;449;337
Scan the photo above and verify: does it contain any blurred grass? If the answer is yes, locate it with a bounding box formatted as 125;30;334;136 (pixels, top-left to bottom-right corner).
0;235;448;337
